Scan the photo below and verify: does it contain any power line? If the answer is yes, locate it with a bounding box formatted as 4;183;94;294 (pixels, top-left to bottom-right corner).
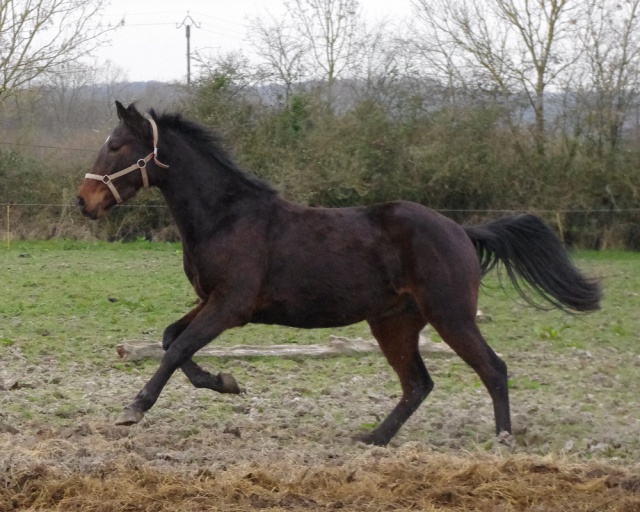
199;23;248;39
189;11;250;29
121;22;175;27
103;10;250;29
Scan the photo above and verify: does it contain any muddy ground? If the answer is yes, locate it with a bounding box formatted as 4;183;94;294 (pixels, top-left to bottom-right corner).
1;330;640;510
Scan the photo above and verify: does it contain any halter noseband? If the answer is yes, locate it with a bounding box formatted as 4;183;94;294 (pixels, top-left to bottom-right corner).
84;118;169;204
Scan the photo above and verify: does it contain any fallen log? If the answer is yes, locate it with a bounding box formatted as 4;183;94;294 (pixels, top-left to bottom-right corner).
116;333;454;362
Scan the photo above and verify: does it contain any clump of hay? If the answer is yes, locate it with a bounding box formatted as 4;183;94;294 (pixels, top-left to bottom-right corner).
2;445;640;511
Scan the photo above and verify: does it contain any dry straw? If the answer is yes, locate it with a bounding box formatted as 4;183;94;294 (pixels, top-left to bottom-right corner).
2;445;639;511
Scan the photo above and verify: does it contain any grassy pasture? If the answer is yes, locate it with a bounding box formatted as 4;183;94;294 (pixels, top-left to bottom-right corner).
1;241;640;510
0;240;370;364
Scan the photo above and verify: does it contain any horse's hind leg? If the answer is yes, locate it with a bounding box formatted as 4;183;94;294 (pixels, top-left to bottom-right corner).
355;312;432;446
163;305;241;394
430;314;511;436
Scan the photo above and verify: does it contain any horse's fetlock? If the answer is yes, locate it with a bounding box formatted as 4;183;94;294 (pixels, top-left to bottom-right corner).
135;389;157;411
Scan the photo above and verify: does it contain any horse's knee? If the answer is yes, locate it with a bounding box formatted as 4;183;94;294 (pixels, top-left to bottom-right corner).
162;322;182;350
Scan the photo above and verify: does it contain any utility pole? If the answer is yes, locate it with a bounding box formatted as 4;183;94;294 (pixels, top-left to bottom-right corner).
177;12;200;85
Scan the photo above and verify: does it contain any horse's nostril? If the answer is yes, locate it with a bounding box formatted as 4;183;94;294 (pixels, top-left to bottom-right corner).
76;196;85;209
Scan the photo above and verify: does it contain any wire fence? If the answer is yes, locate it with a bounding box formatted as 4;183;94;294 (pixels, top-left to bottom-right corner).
5;202;640;213
3;202;640;250
1;202;175;248
0;140;97;153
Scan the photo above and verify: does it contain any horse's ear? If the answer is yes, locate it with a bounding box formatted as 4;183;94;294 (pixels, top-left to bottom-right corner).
115;101;147;132
115;101;127;121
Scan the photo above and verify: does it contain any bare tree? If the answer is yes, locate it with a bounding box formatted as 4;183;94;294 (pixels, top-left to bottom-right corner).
35;59;127;132
348;20;393;92
94;60;128;123
412;0;582;154
38;62;95;130
248;14;309;106
287;0;363;84
285;0;366;109
0;0;118;105
575;0;640;158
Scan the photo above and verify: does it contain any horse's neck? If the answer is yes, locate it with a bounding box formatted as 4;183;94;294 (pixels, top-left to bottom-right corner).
157;157;271;246
156;156;220;241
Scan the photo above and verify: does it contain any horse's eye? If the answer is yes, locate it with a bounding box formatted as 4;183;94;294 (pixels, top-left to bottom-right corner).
108;144;121;153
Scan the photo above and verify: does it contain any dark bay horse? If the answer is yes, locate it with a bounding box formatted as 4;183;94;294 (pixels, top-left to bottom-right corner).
77;101;601;446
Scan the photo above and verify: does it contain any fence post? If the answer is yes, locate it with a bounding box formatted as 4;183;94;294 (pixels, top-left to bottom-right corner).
5;204;9;250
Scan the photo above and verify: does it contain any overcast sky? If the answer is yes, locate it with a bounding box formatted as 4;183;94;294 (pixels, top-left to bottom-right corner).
95;0;414;82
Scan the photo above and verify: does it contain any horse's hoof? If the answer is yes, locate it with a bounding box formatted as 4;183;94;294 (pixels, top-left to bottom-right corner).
353;431;388;446
495;430;516;448
115;408;144;426
218;372;243;394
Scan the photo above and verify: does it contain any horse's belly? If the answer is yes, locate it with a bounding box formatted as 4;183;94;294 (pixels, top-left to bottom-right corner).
256;229;406;327
250;296;369;328
250;310;362;329
250;286;412;329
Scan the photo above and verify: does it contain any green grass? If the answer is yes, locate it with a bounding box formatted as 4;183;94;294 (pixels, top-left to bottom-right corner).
0;240;372;367
1;240;189;365
477;251;639;353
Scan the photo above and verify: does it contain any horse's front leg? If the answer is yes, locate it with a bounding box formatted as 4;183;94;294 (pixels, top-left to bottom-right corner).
116;301;246;425
163;303;241;395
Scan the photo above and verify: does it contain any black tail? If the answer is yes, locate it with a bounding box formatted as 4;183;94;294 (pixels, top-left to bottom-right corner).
464;214;601;312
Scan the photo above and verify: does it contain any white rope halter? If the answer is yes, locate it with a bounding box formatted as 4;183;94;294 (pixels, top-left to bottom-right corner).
84;118;169;203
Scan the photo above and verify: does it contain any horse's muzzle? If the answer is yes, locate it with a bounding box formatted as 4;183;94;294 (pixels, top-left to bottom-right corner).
76;196;99;219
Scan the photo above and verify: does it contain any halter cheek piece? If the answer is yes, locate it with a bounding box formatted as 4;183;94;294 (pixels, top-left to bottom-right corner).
84;118;169;204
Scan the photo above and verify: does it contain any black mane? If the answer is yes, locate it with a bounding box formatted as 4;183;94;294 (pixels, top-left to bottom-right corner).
149;109;277;196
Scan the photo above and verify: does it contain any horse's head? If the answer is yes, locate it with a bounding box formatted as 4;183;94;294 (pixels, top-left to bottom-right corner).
77;101;168;219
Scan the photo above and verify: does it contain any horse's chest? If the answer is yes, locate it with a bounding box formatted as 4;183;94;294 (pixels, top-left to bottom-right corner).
183;248;256;300
183;254;215;299
187;263;227;299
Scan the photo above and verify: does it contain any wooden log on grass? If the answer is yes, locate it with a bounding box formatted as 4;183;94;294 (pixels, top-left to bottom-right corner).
116;333;454;362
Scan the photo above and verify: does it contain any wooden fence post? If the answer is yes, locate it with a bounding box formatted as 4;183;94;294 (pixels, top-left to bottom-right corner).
5;205;9;250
